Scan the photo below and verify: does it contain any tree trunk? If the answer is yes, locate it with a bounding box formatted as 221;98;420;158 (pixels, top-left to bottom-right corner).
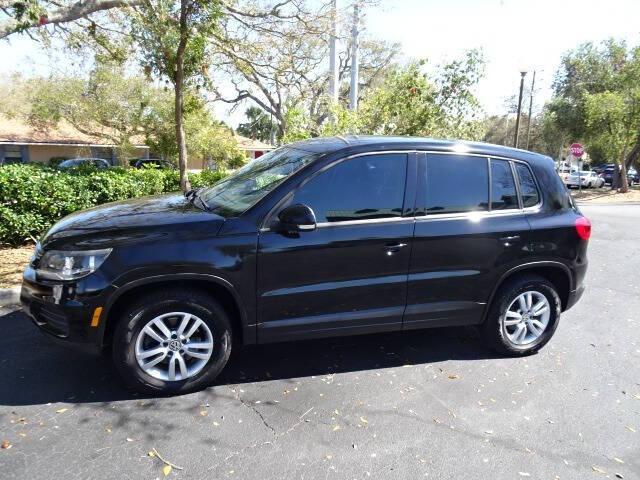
174;0;191;192
619;151;629;193
624;130;640;171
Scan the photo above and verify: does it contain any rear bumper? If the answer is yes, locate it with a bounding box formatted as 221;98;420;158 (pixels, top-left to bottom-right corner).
564;283;586;311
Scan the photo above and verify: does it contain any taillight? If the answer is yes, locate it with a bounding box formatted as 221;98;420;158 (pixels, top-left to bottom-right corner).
575;216;591;240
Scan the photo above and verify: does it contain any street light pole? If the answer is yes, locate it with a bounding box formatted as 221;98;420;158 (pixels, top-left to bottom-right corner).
328;0;339;104
349;2;360;111
513;70;527;148
525;70;536;150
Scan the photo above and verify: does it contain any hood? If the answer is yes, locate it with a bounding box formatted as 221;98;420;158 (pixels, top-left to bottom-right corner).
42;193;225;247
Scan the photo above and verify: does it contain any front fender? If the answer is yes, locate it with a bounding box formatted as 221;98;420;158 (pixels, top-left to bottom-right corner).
100;272;255;346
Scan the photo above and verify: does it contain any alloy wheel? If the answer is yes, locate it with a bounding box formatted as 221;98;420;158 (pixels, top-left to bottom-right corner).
134;312;214;381
503;291;551;346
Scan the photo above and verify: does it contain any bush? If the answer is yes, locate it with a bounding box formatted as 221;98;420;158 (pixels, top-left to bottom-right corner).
0;164;227;246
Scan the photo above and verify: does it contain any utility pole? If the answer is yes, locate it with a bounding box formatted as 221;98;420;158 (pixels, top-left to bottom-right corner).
513;70;527;148
525;70;536;150
328;0;339;104
349;2;360;111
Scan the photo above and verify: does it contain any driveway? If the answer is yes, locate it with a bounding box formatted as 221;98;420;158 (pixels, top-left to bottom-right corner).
0;205;638;479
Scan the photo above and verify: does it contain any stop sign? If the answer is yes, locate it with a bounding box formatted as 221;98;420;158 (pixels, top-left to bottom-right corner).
570;143;584;158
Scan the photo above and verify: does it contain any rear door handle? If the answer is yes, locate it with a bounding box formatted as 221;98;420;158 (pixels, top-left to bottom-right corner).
385;242;407;253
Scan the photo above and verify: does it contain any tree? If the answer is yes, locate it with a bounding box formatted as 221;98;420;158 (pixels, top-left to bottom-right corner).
281;51;486;142
236;106;275;142
130;0;221;191
584;90;640;192
2;0;325;191
4;65;162;161
546;39;640;180
212;2;399;138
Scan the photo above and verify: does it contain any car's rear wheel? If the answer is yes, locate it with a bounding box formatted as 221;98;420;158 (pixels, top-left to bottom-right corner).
112;289;232;395
481;274;561;355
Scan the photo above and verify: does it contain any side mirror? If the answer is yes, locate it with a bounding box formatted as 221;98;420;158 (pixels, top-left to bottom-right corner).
277;204;317;233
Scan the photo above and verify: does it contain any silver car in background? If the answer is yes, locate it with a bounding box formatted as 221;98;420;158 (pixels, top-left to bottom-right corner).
566;170;604;188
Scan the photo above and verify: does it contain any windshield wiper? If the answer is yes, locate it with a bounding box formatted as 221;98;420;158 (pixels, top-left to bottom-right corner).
185;187;211;211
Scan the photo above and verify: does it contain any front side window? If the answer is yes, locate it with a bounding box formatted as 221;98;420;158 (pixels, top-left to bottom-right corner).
490;159;518;210
515;163;540;208
200;147;320;217
291;153;407;223
425;154;489;214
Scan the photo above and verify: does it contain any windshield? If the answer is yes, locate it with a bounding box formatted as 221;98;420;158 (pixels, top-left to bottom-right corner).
199;147;321;217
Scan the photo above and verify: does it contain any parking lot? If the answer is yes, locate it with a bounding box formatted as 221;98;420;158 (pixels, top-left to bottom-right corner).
0;204;638;480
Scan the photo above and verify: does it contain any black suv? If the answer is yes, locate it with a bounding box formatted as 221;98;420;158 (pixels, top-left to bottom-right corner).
21;137;590;395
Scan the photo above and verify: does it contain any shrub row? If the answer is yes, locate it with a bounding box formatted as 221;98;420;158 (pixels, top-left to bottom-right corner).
0;164;226;246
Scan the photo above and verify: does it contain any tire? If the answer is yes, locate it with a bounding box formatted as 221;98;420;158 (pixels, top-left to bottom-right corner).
112;289;232;395
480;274;561;356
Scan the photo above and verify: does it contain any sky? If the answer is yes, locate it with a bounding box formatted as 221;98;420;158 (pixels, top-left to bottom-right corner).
1;0;639;126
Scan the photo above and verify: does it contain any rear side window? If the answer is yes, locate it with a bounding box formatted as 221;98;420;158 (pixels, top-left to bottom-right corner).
515;163;540;208
425;154;488;214
292;153;407;222
490;159;518;210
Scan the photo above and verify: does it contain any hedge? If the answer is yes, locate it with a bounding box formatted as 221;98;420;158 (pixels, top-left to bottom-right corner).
0;164;227;246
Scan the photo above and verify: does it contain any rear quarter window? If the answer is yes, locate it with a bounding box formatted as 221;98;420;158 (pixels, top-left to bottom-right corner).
514;163;540;208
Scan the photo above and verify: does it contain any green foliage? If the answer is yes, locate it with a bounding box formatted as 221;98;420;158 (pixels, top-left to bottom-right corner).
281;107;315;144
132;0;222;90
237;106;276;143
14;64;165;163
0;164;226;246
585;90;640;163
546;39;640;165
283;51;486;142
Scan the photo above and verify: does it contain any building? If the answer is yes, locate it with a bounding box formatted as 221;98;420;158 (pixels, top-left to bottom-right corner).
0;115;149;165
0;116;275;168
234;134;275;160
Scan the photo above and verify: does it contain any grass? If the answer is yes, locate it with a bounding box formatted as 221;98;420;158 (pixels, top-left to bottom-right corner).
0;245;33;288
570;184;640;203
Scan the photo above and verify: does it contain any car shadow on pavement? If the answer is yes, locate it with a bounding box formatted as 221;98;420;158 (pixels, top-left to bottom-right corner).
0;308;500;406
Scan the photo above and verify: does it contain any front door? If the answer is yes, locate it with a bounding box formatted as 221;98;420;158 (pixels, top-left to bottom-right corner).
257;152;416;342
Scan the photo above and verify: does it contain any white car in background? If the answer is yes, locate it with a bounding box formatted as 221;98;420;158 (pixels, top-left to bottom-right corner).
557;165;577;183
566;170;604;188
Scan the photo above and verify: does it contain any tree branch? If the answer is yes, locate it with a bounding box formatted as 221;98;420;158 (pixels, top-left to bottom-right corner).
0;0;142;39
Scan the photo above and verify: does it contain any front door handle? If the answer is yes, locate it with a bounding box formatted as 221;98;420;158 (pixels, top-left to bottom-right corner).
385;242;407;254
499;235;521;246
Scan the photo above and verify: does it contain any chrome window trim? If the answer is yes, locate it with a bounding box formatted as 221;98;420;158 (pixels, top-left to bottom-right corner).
260;149;544;232
315;216;413;229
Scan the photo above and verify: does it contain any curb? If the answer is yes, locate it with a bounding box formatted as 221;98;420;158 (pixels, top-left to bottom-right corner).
0;287;20;306
578;201;640;206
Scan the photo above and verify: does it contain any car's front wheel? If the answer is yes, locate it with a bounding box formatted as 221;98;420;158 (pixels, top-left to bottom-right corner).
112;289;232;395
481;274;561;355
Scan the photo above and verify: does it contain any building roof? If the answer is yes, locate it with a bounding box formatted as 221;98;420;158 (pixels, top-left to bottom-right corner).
234;134;275;151
0;115;147;147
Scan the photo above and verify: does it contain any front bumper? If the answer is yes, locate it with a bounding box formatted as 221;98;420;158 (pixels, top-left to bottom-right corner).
20;266;114;354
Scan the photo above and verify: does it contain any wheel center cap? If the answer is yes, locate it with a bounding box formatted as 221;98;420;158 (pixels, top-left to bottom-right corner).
522;313;530;322
168;340;182;352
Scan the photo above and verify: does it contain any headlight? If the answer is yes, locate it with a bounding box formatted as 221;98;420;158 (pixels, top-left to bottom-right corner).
37;248;112;281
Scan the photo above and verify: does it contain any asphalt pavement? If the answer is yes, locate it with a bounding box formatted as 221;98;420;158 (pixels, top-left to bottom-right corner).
0;204;638;479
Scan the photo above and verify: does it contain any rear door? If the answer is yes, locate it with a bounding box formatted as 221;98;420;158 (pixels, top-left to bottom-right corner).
256;152;416;342
404;153;532;329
